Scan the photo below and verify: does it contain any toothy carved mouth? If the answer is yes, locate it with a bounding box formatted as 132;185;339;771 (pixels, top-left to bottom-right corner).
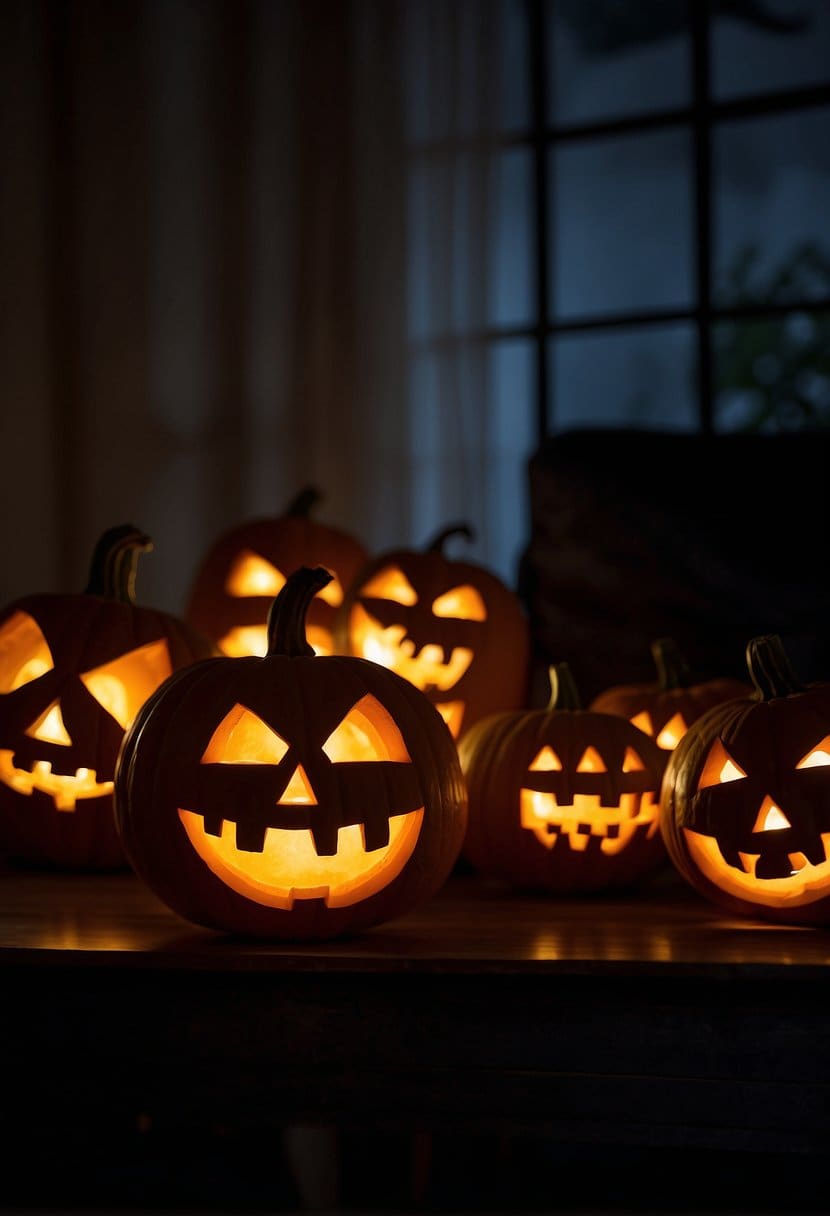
354;619;473;692
520;791;659;855
0;749;114;811
683;829;830;908
178;807;424;909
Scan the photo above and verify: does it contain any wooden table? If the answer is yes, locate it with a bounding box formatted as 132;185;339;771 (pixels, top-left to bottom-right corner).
2;861;829;1211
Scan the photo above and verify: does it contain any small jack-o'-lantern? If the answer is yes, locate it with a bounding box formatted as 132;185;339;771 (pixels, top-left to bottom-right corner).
334;523;530;741
590;637;751;750
185;485;369;658
115;566;468;939
459;663;668;893
0;525;219;869
660;633;830;925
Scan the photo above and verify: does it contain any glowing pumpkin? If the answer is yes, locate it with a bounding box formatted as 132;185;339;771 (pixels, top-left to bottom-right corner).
334;523;530;741
115;566;468;939
660;633;830;925
185;485;369;659
0;525;219;869
590;637;751;750
459;662;668;893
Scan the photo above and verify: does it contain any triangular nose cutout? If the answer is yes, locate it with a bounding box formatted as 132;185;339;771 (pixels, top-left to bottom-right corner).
26;700;72;746
278;764;317;805
752;796;791;833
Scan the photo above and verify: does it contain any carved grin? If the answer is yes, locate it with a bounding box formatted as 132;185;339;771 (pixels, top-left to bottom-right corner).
683;828;830;908
178;806;424;908
350;608;473;691
520;791;660;854
0;749;114;811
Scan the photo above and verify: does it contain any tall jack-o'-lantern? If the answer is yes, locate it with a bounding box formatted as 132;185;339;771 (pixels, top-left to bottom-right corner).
115;566;468;940
459;662;668;893
334;523;530;741
590;637;751;751
0;525;219;869
660;633;830;925
185;486;369;659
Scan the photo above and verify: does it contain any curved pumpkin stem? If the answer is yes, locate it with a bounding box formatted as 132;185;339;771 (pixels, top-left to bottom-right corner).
746;634;806;701
267;565;332;658
284;485;322;519
84;524;152;603
651;637;691;691
547;662;582;711
425;522;474;553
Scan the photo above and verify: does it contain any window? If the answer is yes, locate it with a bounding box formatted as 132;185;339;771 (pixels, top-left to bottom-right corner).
404;0;830;583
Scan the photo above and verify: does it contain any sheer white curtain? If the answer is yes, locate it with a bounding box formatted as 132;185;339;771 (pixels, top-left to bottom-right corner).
0;0;519;618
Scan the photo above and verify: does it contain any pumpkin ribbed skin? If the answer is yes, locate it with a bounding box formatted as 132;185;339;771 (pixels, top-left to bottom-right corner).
460;664;668;894
116;567;467;940
185;486;369;657
334;523;530;741
590;637;751;750
660;634;830;926
0;526;218;870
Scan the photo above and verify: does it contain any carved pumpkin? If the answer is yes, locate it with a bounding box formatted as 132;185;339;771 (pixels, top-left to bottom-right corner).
590;637;751;751
185;485;369;658
115;565;468;940
660;633;830;925
0;525;219;869
334;523;530;741
459;662;668;893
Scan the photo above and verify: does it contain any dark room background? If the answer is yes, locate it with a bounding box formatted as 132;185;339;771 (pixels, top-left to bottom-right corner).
2;0;829;619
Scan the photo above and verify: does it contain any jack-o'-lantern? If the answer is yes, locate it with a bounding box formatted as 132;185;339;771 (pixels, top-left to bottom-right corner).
333;523;530;741
0;525;219;869
459;662;668;893
115;565;468;940
590;637;751;750
660;633;830;925
185;485;369;658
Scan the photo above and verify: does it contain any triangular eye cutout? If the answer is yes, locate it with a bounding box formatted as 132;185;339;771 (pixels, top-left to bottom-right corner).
360;566;418;605
631;711;653;736
655;713;687;750
622;747;645;772
0;611;54;692
225;552;286;598
201;704;290;765
796;735;830;769
432;585;487;621
80;640;172;731
698;738;747;790
752;798;791;833
323;694;411;763
529;745;562;771
26;700;72;745
576;746;606;773
278;765;317;805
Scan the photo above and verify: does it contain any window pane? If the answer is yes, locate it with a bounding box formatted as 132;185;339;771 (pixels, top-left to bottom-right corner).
712;0;830;103
552;129;694;319
550;324;697;431
404;0;530;143
714;311;830;432
548;0;691;126
713;107;830;308
408;147;534;340
408;340;536;587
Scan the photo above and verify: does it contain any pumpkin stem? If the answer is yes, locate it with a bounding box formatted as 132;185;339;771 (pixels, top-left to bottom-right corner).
547;662;582;711
746;634;806;701
425;522;475;553
84;524;153;603
284;485;322;519
651;637;691;691
266;565;332;658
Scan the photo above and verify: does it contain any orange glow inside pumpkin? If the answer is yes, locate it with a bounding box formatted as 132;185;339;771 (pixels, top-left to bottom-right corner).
0;617;172;810
221;553;342;657
685;735;830;906
519;743;659;853
631;710;688;750
180;693;423;907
